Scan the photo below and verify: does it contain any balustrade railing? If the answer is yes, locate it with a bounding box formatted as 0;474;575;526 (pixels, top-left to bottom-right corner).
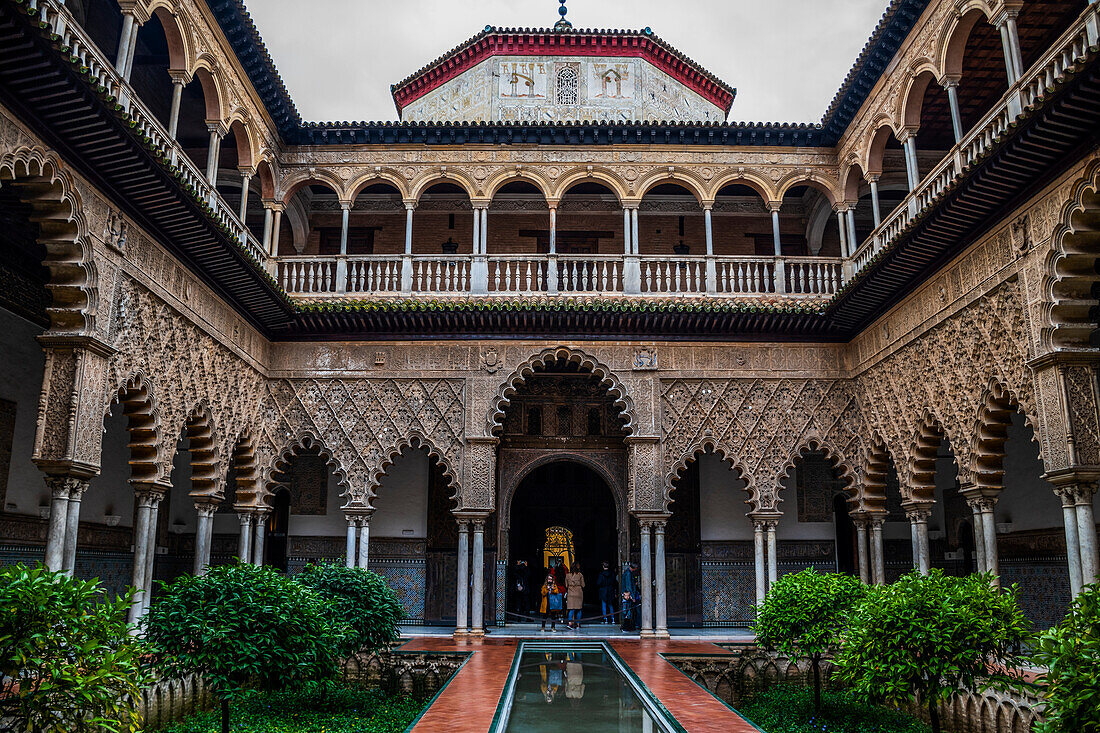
849;3;1099;276
26;0;268;266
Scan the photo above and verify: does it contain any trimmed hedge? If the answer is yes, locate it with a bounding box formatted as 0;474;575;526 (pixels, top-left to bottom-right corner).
740;685;929;733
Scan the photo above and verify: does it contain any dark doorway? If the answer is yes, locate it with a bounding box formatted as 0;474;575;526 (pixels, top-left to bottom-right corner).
265;489;290;571
509;461;618;616
833;494;858;575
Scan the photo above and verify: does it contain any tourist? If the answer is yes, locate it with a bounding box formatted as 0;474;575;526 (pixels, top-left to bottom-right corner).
597;561;617;623
621;562;641;632
565;562;585;629
553;557;567;589
512;559;530;620
540;572;564;630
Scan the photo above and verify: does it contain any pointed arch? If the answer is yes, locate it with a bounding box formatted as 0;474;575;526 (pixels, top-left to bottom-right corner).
365;431;460;508
110;372;163;485
486;347;637;437
665;440;754;512
180;401;220;500
0;146;97;333
267;431;350;509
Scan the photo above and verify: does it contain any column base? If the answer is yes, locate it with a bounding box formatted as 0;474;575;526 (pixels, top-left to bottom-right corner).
654;629;671;639
468;628;486;637
639;629;657;639
452;628;470;638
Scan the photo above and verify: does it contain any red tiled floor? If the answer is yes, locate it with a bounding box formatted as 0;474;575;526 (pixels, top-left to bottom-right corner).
400;636;757;732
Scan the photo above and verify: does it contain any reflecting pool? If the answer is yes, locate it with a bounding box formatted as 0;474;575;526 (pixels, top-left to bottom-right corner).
496;643;675;732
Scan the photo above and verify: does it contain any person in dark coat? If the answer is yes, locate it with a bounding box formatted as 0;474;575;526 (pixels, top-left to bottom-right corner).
621;562;641;632
512;560;530;619
597;561;617;623
553;557;567;589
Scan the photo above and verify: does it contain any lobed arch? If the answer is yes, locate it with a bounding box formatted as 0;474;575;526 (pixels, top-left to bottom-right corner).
109;371;164;485
179;401;221;500
861;434;897;514
486;347;638;437
484;169;552;201
0;146;97;333
636;170;708;204
365;432;460;510
777;436;857;510
708;171;776;202
347;170;411;201
409;170;478;203
907;411;956;504
776;173;841;207
550;168;627;202
665;440;754;513
968;379;1038;495
1043;159;1100;350
938;4;997;80
266;431;350;509
228;431;260;507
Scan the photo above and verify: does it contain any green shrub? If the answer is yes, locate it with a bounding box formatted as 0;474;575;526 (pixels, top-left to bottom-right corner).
1031;582;1100;733
159;682;423;733
0;562;150;733
143;564;344;733
740;685;929;733
753;568;867;712
294;563;403;657
834;570;1030;733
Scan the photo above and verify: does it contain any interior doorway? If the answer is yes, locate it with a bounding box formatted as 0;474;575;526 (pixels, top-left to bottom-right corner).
508;461;618;618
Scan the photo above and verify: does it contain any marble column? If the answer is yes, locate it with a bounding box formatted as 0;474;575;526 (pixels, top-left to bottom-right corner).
654;521;668;637
867;175;882;228
261;205;274;255
631;208;640;254
854;517;870;583
471;519;486;635
903;136;921;190
1074;485;1098;586
622;208;632;253
548;206;557;255
978;497;1000;583
455;520;470;635
1056;487;1083;595
61;480;87;574
846;207;859;254
205;126;223;186
997;19;1020;84
753;520;766;605
252;511;268;568
238;512;253;565
271;208;283;256
943;79;964;144
639;521;654;636
906;507;932;575
344;516;357;568
339;203;351;255
472;207;480;253
193;501;217;575
357;516;370;569
769;205;782;256
836;209;849;258
766;520;778;587
43;477;71;571
127;491;160;624
115;13;135;74
141;496;161;615
238;171;253;223
870;517;886;585
969;500;988;573
167;75;186;140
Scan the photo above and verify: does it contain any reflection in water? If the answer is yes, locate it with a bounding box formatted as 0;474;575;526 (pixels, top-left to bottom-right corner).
505;650;658;731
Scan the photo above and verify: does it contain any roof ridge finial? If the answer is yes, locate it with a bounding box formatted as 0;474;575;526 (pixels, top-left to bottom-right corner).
554;0;572;31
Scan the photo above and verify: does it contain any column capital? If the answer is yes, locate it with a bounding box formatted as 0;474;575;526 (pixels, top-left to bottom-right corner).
167;68;193;86
869;515;887;529
546;198;560;210
864;172;881;183
262;199;285;213
117;2;151;23
194;501;219;519
940;75;961;90
902;503;933;523
44;475;88;500
832;202;851;214
766;200;783;213
403;200;418;211
471;200;491;210
339;201;353;211
897;127;919;143
621;198;641;210
701;200;715;211
237;166;257;178
205;121;228;138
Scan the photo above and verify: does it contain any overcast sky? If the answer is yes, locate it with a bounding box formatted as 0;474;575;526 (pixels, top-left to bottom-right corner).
246;0;889;123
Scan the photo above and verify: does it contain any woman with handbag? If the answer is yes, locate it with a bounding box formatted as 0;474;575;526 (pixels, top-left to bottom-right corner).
565;562;585;629
539;572;564;630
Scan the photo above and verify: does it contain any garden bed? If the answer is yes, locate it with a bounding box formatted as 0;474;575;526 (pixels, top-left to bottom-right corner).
740;685;930;733
159;682;425;733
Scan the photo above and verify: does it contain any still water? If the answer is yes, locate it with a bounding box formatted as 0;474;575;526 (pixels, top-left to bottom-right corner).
501;648;666;732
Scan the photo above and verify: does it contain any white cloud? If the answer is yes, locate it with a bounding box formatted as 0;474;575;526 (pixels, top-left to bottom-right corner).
245;0;888;123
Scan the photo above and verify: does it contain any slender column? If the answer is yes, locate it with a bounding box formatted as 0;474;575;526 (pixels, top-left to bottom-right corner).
846;207;859;253
753;521;766;605
870;517;886;585
472;207;480;254
622;208;632;253
1006;14;1024;82
403;203;415;255
902;135;920;191
654;521;668;637
238;172;253;223
480;208;488;254
703;207;714;256
237;512;253;565
471;519;486;635
43;478;71;571
1056;488;1084;595
261;205;274;255
855;517;870;583
943;80;964;144
998;21;1020;84
639;521;653;636
252;511;267;568
167;76;186;140
631;208;639;255
204;127;222;185
766;520;778;587
334;202;349;255
703;204;716;294
61;481;87;574
836;209;850;258
115;13;135;74
1075;485;1098;586
357;516;370;569
978;498;1000;582
970;501;988;573
867;175;882;228
769;204;782;256
455;520;470;634
906;506;932;575
122;20;139;81
548;206;557;255
193;502;217;575
345;516;357;568
127;491;158;624
270;208;283;256
141;492;162;614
